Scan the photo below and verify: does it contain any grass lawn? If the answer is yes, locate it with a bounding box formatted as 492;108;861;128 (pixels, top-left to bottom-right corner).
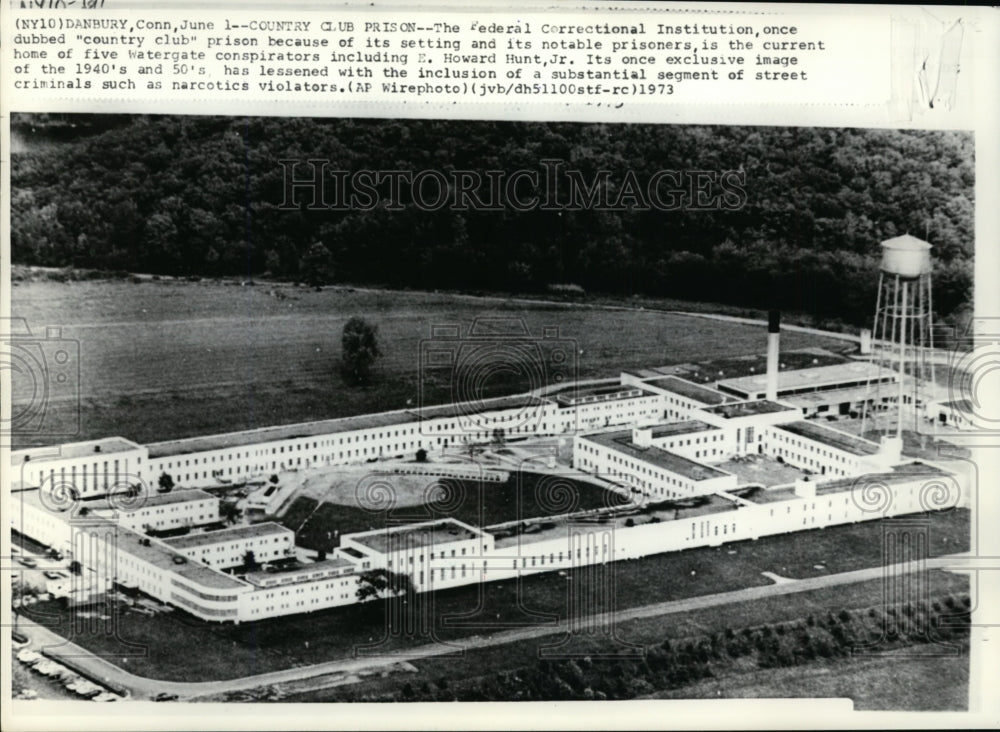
10;279;848;447
23;509;969;683
644;649;969;710
278;471;627;550
277;569;970;704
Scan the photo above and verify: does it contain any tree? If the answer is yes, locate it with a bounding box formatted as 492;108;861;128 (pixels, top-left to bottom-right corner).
491;428;506;447
157;472;174;493
415;448;428;463
243;550;258;571
220;501;242;525
300;241;334;286
340;317;381;386
355;568;415;602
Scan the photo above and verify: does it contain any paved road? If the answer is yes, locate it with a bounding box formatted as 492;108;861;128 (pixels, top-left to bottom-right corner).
15;552;973;701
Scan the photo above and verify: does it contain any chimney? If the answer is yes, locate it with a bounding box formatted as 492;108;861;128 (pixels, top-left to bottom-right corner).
859;328;873;355
766;310;780;401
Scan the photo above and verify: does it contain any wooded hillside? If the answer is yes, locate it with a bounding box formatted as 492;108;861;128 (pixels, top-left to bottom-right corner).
11;115;973;326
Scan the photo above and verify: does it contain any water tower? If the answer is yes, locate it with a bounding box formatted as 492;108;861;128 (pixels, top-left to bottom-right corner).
862;234;936;440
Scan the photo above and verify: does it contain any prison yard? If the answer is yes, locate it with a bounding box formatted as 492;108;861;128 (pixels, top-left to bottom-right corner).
9;276;851;448
277;467;633;551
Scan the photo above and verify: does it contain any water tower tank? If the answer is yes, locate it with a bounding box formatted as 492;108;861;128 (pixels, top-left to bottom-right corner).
880;235;932;278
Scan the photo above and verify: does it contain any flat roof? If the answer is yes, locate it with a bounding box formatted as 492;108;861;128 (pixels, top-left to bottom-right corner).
747;486;798;504
776;421;880;456
131;533;249;591
644;376;733;406
543;379;618;397
493;494;739;549
12;437;142;464
550;383;658;408
146;393;547;459
812;464;949;497
623;368;666;379
407;394;543;420
716;362;897;397
648;420;718;439
162;522;292;550
701;400;796;419
11;489;248;591
581;430;730;482
347;519;483;554
244;557;354;585
86;488;215;509
146;411;417;458
783;384;883;407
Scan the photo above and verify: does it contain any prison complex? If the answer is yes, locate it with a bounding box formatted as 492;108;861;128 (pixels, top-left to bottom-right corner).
10;316;961;623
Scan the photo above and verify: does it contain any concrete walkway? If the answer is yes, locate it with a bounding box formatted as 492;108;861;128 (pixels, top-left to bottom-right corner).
16;552;973;701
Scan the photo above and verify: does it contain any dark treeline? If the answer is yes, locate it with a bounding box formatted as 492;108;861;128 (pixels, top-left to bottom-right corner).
11;114;973;326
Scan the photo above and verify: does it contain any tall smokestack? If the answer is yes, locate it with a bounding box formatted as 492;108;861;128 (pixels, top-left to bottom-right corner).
766;310;780;401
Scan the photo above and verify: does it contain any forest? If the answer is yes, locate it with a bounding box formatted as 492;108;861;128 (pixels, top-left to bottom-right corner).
11;114;974;327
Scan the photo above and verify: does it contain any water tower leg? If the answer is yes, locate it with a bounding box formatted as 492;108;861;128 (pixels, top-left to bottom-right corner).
897;279;908;440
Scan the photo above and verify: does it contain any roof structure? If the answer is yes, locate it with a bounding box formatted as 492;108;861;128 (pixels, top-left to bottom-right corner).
161;522;292;550
716;362;897;399
775;421;880;456
85;488;216;509
581;430;730;482
244;557;355;587
146;412;418;458
346;519;484;555
647;420;718;439
701;400;796;419
645;376;732;405
12;438;143;464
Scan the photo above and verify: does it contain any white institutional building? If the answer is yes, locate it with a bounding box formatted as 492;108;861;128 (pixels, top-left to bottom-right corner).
10;319;961;624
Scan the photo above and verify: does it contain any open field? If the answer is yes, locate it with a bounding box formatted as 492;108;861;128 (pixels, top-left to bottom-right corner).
10;279;850;447
21;509;969;683
278;471;628;550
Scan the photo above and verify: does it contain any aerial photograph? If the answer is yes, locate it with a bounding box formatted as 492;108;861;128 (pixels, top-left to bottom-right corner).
7;114;974;709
